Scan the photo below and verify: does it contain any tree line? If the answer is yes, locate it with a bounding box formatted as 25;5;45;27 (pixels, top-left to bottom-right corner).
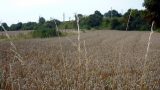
0;0;160;32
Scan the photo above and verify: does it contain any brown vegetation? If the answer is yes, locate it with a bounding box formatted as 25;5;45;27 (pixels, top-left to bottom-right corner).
0;30;160;89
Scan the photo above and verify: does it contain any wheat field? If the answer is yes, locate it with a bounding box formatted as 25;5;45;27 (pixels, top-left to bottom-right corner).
0;30;160;90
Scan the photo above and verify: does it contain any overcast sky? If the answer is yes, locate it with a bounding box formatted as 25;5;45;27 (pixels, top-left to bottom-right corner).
0;0;144;25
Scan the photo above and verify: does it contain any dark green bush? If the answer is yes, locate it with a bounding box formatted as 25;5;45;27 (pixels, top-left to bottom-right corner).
32;28;61;38
111;19;122;30
156;28;160;32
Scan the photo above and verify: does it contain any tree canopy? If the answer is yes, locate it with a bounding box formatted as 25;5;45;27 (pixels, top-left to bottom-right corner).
143;0;160;27
22;22;37;30
88;10;103;28
0;26;2;31
1;23;9;30
1;7;159;31
10;22;22;31
39;17;46;25
104;10;122;18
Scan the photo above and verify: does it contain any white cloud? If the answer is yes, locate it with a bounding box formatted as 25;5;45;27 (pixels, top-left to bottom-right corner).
12;0;64;8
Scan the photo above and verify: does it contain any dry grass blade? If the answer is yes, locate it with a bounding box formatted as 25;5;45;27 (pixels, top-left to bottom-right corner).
140;21;155;86
75;14;81;66
144;21;154;61
53;18;69;87
126;9;132;31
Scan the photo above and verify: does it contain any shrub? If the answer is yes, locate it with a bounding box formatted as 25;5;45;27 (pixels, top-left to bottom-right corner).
32;28;61;38
111;19;121;30
156;28;160;32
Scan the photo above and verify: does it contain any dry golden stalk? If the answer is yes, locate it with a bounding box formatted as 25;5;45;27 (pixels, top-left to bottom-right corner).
53;18;69;87
140;21;155;86
75;14;81;66
126;9;132;31
144;21;154;62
